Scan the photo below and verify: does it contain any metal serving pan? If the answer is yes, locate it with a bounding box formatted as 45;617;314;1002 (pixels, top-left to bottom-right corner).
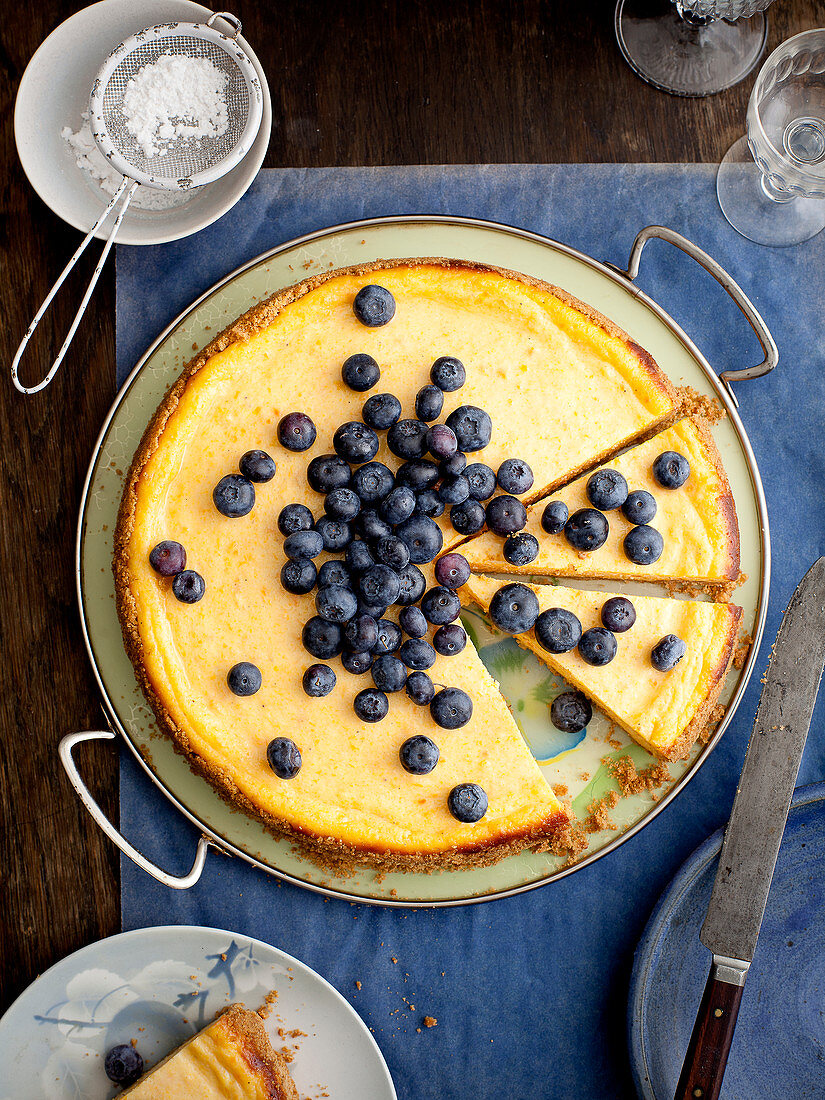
62;217;774;907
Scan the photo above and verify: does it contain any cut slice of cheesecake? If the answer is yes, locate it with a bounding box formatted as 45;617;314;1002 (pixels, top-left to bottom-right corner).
120;1004;298;1099
460;418;740;588
463;575;742;760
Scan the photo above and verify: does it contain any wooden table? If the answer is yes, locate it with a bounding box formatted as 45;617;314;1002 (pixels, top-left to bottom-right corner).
1;0;818;1012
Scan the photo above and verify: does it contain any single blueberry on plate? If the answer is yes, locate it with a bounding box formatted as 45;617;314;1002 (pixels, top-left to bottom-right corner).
149;540;186;576
503;531;539;566
434;551;471;589
278;411;316;452
415;384;444;422
315;583;358;623
267;737;302;778
486;494;527;536
372;653;408;692
333;421;380;463
550;691;592;734
400;735;440;775
421;585;462;625
362;392;402;431
396;459;440;491
373;618;403;655
464;462;496;501
445;405;492;452
535;607;582;653
355;510;392;543
280;558;317;595
315;515;352;552
278;502;314;536
447;782;487;821
283;528;324;560
105;1045;144;1086
324;487;361;521
353;284;396;327
307;454;350;494
400;638;436;670
440;452;467;478
380;485;417;525
564;508;609;552
601;596;636;633
541;500;568;534
352;461;394;503
586;469;628;510
172;570;205;603
387;418;430;460
358;564;402;607
406;670;435;706
342;352;380;391
302;663;336;697
399;605;428;638
427;424;458;461
344;612;379;651
489;582;540;634
353;687;390;721
342;649;374;675
622;489;657;525
395;514;443;564
449;498;485;535
396;563;427;605
302;616;343;659
416;488;445;518
497;458;534;495
239;449;276;482
651;634;687;671
438;474;470;506
430;355;466;392
375;535;411;571
578;627;618;666
227;661;262;696
624;524;664;565
431;687;473;729
213;474;255;518
433;622;467;656
346;539;375;574
653;450;690;489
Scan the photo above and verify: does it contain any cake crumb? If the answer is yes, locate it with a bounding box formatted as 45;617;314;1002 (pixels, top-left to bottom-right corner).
733;630;753;670
605;755;671;795
678;386;725;424
355;981;362;990
423;1016;437;1028
584;791;620;832
552;782;569;799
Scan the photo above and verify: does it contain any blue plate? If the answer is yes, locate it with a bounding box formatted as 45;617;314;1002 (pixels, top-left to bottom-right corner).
629;782;825;1100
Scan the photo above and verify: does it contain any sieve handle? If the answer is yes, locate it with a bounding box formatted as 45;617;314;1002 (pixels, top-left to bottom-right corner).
207;11;243;39
59;729;213;890
11;177;139;396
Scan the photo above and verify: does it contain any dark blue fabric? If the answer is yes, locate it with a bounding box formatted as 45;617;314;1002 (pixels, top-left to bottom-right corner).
116;165;825;1100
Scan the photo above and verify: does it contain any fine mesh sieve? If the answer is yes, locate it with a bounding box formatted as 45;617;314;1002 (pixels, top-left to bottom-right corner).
12;12;263;394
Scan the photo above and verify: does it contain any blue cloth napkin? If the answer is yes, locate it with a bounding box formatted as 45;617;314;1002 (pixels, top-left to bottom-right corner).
116;165;825;1100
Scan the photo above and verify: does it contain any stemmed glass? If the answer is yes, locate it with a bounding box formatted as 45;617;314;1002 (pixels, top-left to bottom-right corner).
717;28;825;245
615;0;777;98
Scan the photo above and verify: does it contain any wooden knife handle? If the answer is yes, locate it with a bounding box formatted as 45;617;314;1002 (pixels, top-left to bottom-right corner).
673;967;745;1100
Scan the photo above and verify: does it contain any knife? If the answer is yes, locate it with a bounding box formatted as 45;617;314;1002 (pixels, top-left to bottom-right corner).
674;556;825;1100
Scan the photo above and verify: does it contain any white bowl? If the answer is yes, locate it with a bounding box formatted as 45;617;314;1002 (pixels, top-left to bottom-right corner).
14;0;271;245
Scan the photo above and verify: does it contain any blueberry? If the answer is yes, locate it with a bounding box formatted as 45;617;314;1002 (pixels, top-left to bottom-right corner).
489;582;539;634
354;687;389;721
307;454;351;494
302;663;336;697
503;532;539;566
279;503;315;537
427;424;458;461
497;458;534;495
438;474;470;506
400;735;440;775
227;661;262;696
358;564;401;606
267;737;302;778
342;649;374;675
355;510;392;543
375;535;411;571
172;570;205;603
353;284;396;327
346;539;375;573
278;411;316;452
380;485;417;525
430;356;466;392
372;653;408;691
431;687;473;730
435;553;471;589
396;563;427;605
440;452;467;478
534;607;582;653
622;490;657;525
399;605;428;638
651;634;687;671
333;421;380;463
623;524;664;565
653;451;690;489
550;691;592;734
373;618;403;654
284;528;324;560
149;540;186;576
352;461;394;503
464;462;497;501
387;419;429;460
450;499;486;535
578;627;618;666
416;488;445;518
564;508;609;552
486;495;527;536
415;384;444;422
433;623;467;656
280;558;317;594
342;352;380;391
421;585;462;625
400;638;436;670
302;616;343;659
318;559;351;589
315;515;352;552
344;613;379;651
406;671;435;706
213;474;255;518
315;584;358;623
239;449;276;482
104;1044;144;1086
601;596;636;633
363;392;402;430
445;405;492;452
324;487;361;521
396;514;443;564
358;600;389;621
586;469;628;510
396;459;440;492
447;782;487;821
541;500;568;534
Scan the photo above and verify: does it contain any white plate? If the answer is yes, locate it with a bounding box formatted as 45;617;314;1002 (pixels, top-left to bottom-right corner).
0;925;396;1099
14;0;271;245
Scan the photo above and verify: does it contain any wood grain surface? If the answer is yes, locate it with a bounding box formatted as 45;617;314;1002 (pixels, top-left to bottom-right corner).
0;0;819;1012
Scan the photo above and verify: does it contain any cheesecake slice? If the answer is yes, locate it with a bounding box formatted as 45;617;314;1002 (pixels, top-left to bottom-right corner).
463;575;741;760
460;418;740;588
120;1004;298;1098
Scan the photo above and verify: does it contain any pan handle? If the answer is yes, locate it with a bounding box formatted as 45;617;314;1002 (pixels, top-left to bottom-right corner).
59;729;213;890
609;225;778;403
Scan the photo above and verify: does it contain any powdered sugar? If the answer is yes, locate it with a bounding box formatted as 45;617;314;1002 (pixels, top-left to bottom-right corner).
121;52;229;160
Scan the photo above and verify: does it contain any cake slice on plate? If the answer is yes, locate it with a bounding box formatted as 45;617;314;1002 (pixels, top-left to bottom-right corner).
463;575;742;761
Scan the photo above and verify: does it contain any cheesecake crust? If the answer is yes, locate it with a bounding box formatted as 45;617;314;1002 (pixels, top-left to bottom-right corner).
219;1005;299;1100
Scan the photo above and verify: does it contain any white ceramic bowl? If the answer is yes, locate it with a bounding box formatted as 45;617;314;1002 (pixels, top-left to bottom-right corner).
14;0;271;245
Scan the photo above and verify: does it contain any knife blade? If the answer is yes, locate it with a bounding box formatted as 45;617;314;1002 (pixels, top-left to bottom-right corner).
674;556;825;1100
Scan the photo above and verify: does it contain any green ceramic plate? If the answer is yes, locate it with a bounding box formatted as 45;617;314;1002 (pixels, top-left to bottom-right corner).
77;216;769;906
